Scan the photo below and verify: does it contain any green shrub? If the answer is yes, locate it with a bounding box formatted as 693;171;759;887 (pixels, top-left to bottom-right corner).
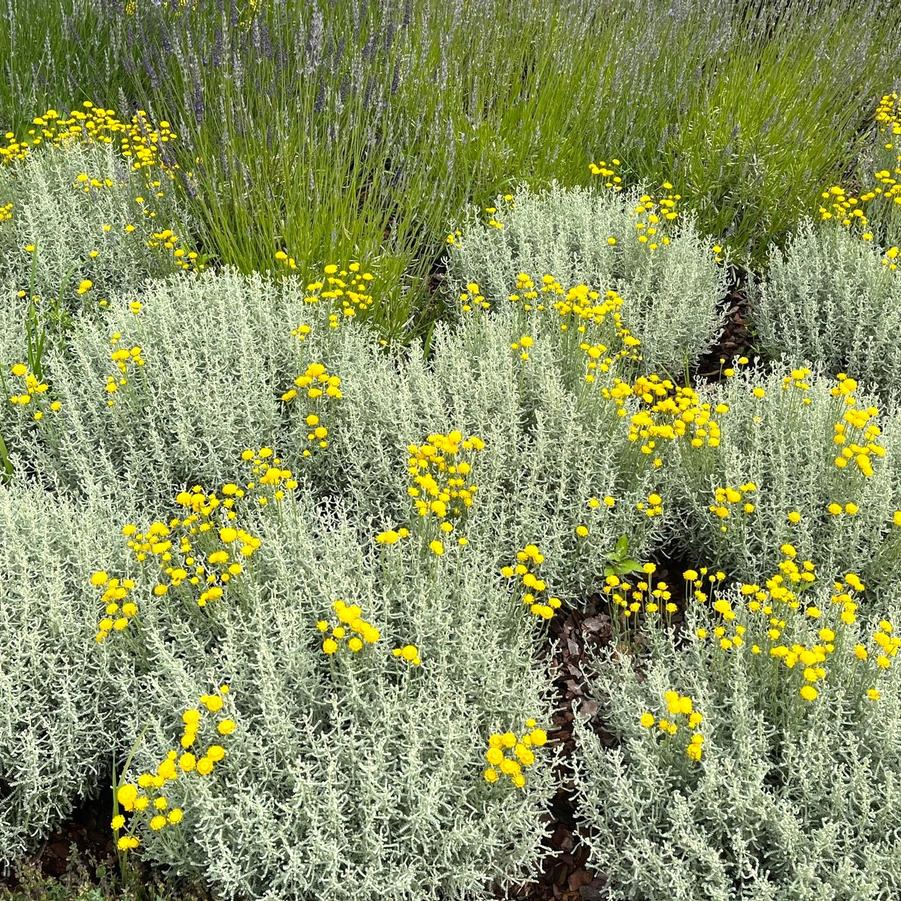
672;363;901;590
752;223;901;388
445;184;726;375
574;574;901;900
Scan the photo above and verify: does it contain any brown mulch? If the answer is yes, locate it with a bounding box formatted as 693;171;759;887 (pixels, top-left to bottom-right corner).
697;273;753;381
500;545;695;901
499;594;615;901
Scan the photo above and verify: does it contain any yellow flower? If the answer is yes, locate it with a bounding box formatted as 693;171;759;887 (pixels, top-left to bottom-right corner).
639;712;655;729
429;539;445;556
799;685;818;701
116;784;138;811
485;747;504;766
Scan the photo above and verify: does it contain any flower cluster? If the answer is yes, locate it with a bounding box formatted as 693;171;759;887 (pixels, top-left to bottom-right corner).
631;184;680;251
818;93;901;236
105;332;145;407
856;617;901;682
588;157;623;191
73;172;114;193
391;644;422;666
283;364;343;404
687;547;901;704
0;103;177;174
278;260;375;328
510;334;534;361
93;453;287;640
635;491;664;518
482;720;548;788
280;362;342;457
458;281;491;313
147;228;204;272
91;572;139;642
483;201;507;231
239;447;300;504
818;184;867;228
113;688;234;852
602;562;675;618
406;431;484;553
317;600;381;655
122;508;259;611
507;273;640;348
681;567;727;604
708;482;757;531
830;374;883;477
639;691;704;761
501;544;562;620
6;362;62;421
0;201;12;222
603;374;725;466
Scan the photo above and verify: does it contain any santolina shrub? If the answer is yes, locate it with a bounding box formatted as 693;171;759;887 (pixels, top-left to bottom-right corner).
0;139;194;308
92;492;557;900
574;570;901;900
3;267;670;597
445;183;727;374
0;486;131;866
673;362;901;592
752;223;901;391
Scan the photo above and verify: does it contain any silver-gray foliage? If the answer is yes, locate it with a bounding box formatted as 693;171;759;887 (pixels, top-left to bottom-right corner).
0;142;191;304
574;582;901;900
752;222;901;391
445;184;726;374
100;496;556;900
0;486;130;867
